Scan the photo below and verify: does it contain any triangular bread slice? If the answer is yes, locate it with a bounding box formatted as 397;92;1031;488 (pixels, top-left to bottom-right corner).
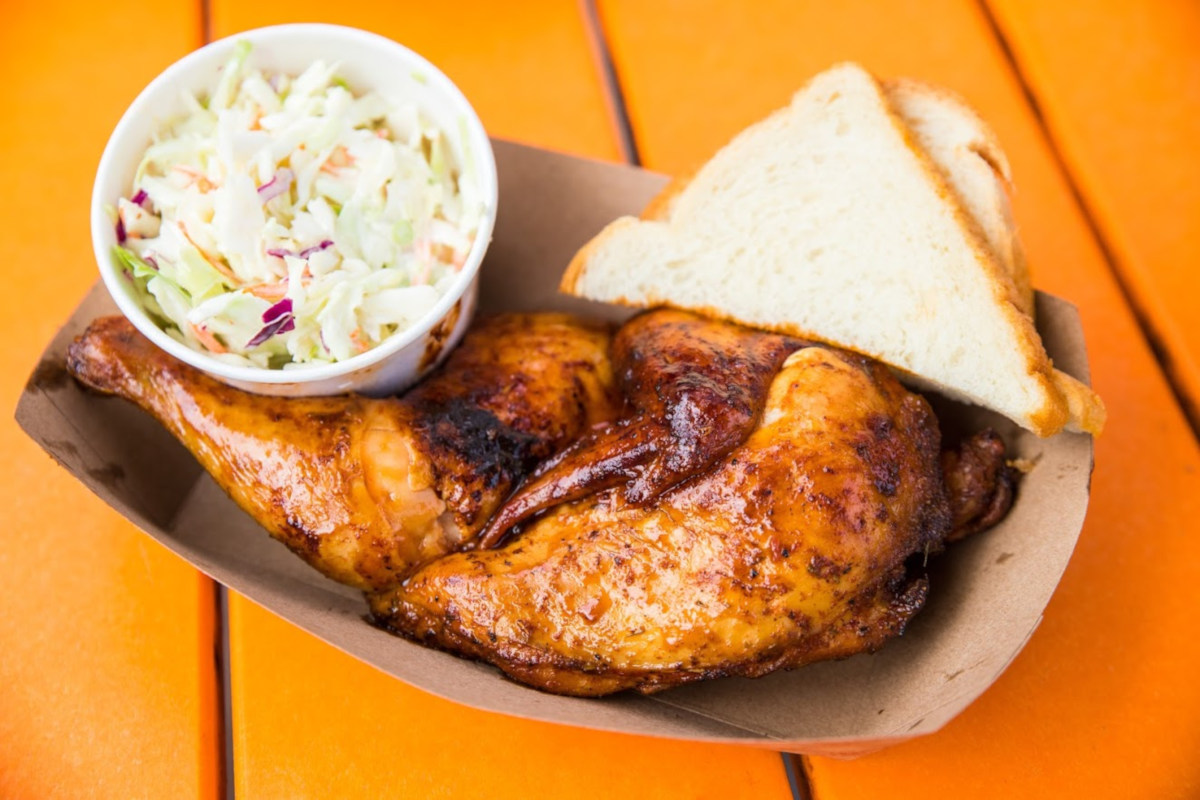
639;78;1037;314
560;63;1104;436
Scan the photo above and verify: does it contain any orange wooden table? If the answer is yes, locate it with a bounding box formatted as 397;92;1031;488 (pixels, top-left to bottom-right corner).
4;1;1199;798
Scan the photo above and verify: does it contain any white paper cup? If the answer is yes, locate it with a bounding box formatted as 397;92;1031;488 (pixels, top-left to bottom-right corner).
92;23;498;396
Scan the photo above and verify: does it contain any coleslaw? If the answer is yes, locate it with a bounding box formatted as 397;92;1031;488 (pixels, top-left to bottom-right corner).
111;41;485;368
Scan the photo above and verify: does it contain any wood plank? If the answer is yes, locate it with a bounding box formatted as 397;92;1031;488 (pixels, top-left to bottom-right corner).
211;3;791;796
595;0;1200;797
230;600;793;799
0;2;220;797
986;0;1200;420
210;1;623;161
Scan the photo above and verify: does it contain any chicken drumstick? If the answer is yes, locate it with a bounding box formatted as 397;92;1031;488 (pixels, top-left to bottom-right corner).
67;313;619;592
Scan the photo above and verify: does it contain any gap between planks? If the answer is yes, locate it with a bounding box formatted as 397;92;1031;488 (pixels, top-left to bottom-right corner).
580;0;642;166
197;9;233;799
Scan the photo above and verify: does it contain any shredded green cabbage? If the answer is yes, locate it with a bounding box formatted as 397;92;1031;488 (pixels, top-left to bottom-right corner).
115;42;484;368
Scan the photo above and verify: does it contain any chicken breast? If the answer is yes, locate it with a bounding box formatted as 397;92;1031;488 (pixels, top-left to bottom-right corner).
371;337;952;695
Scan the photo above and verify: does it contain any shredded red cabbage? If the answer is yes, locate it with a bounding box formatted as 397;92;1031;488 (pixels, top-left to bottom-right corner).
247;320;292;349
246;297;295;347
246;316;295;348
263;297;293;323
131;189;149;209
266;240;333;260
299;240;334;258
256;168;294;203
116;218;127;244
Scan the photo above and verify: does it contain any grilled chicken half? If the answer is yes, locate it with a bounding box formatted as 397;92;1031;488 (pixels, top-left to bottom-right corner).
67;313;619;592
371;310;1011;695
69;307;1013;696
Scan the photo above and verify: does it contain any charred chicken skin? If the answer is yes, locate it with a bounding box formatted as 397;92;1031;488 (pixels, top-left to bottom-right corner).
67;313;619;592
370;312;991;695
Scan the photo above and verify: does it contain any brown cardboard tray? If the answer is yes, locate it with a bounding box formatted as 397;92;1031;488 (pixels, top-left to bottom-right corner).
16;139;1093;757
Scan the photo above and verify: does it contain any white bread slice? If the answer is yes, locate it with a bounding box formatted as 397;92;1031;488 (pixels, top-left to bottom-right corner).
641;80;1036;313
886;78;1034;317
560;63;1104;436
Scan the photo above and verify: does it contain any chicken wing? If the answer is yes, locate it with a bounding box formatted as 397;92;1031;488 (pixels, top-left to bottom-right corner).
478;309;804;547
370;329;955;695
942;430;1017;542
67;313;619;592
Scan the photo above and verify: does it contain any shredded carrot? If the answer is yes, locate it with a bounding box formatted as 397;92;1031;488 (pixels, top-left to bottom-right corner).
178;222;238;282
245;283;288;301
189;322;228;354
319;145;355;174
430;242;464;270
171;165;215;192
350;329;369;353
411;238;434;285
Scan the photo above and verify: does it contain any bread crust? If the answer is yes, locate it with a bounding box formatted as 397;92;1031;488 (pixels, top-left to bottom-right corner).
1053;371;1107;435
885;78;1035;315
559;216;638;295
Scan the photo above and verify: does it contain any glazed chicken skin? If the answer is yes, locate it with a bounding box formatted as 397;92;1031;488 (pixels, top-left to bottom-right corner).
371;322;959;696
478;309;804;547
67;313;618;592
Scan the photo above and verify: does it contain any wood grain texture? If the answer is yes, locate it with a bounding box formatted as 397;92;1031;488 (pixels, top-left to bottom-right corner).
0;1;219;797
230;599;794;799
596;0;1200;797
987;0;1200;425
210;0;624;162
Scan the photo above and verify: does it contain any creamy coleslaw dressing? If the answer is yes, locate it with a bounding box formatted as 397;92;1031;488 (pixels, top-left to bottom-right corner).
113;42;484;368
